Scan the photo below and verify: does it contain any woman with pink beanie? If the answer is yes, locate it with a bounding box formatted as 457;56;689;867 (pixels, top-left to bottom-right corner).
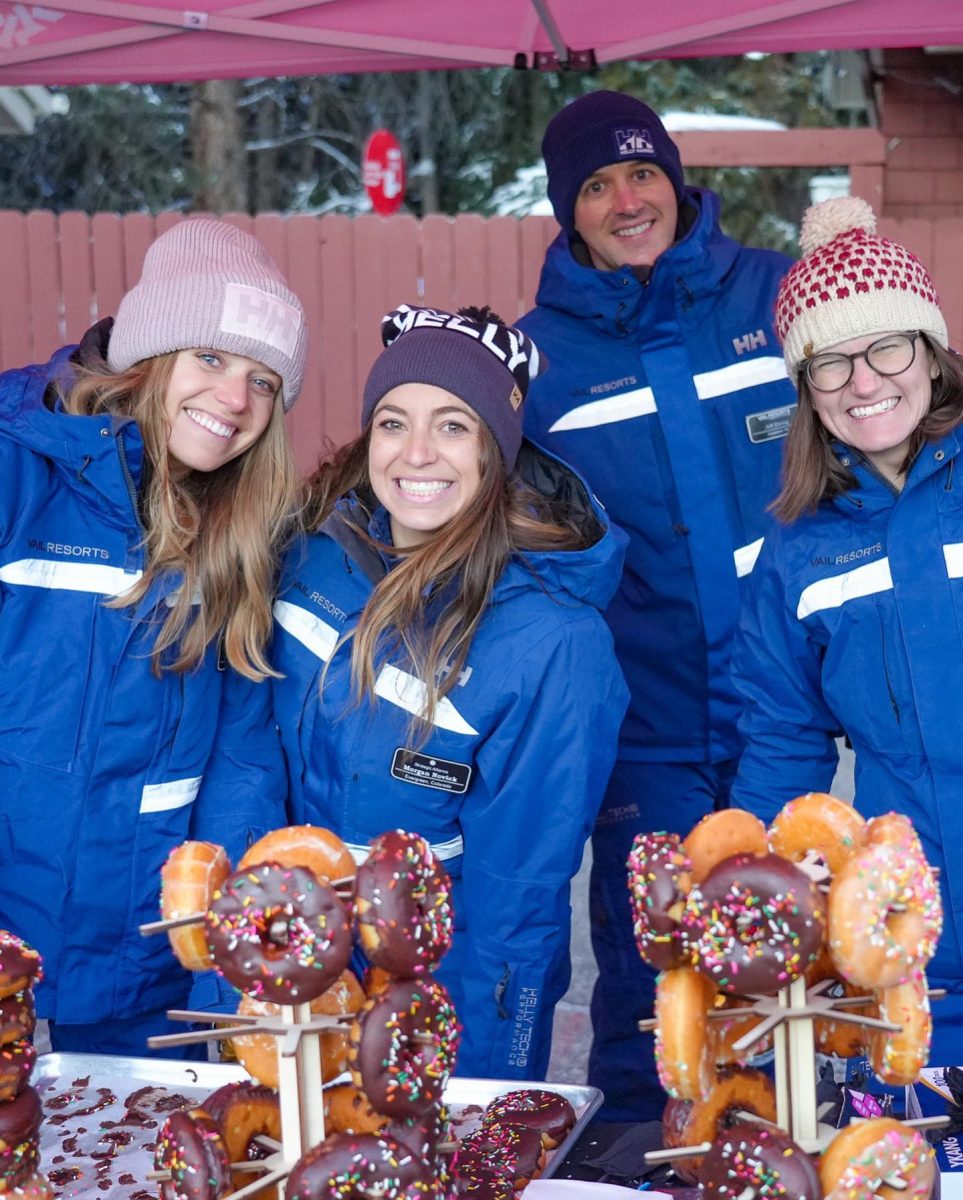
0;218;305;1056
731;196;963;1066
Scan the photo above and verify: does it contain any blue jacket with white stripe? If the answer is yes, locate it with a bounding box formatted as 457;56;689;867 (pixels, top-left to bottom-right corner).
269;445;629;1080
0;348;287;1023
730;431;963;988
519;189;795;763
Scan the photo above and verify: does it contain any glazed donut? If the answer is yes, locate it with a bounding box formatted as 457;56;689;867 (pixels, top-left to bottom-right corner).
868;973;932;1085
363;965;394;998
232;969;365;1088
161;841;231;972
0;1085;42;1192
768;791;866;877
284;1131;429;1200
205;862;353;1004
324;1084;389;1136
203;1081;281;1191
682;811;768;884
239;826;356;889
626;832;693;970
653;966;718;1100
0;935;42;1001
454;1122;546;1191
348;976;460;1118
0;992;35;1047
354;830;453;978
682;852;825;994
820;1118;936;1200
698;1121;820;1198
154;1109;231;1200
0;1043;36;1104
482;1089;576;1151
661;1065;777;1185
829;812;942;989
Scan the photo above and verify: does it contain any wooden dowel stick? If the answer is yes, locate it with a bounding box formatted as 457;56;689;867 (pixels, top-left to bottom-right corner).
644;1141;712;1164
296;999;326;1150
277;1005;304;1165
226;1164;291;1200
140;912;205;936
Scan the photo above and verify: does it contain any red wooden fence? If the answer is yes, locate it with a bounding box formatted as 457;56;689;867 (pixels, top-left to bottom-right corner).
1;206;961;475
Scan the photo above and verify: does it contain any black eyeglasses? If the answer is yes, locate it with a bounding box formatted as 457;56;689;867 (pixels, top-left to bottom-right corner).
802;332;922;393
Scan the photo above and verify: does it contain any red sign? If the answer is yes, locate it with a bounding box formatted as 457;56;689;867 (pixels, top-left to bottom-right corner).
362;129;406;216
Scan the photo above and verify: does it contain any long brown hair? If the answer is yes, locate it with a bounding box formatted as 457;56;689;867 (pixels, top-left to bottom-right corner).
772;338;963;524
64;353;299;679
303;420;593;733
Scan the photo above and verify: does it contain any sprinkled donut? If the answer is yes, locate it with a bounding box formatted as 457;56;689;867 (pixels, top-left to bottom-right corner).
349;975;460;1118
239;825;356;889
161;841;231;972
205;862;353;1004
453;1122;546;1191
683;810;769;884
829;812;942;990
682;852;825;994
0;992;34;1047
482;1088;576;1150
154;1109;231;1200
0;1043;36;1104
0;1085;42;1192
285;1131;432;1200
654;966;718;1100
698;1121;821;1198
0;935;42;1001
820;1117;936;1200
768;791;866;877
451;1162;513;1200
354;830;453;978
626;831;693;970
662;1066;777;1184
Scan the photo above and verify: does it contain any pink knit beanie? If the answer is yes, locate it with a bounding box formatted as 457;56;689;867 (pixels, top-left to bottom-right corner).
775;196;947;375
108;218;307;411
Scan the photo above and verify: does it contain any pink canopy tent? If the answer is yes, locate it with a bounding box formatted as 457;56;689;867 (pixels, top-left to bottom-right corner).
0;0;958;85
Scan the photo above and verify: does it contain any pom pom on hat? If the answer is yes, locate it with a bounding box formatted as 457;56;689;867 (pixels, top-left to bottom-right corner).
775;195;947;374
109;218;307;411
361;303;544;469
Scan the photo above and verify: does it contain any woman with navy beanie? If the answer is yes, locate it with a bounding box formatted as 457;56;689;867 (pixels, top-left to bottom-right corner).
0;219;304;1055
270;303;628;1081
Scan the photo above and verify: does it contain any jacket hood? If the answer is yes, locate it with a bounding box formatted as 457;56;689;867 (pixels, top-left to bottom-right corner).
0;346;145;527
532;187;740;338
324;440;627;617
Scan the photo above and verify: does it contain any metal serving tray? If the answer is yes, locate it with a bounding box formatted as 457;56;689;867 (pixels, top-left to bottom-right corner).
33;1053;601;1198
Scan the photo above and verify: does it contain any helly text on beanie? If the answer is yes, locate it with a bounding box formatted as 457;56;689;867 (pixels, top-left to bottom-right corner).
108;218;308;411
361;304;544;469
542;89;685;236
775;195;947;374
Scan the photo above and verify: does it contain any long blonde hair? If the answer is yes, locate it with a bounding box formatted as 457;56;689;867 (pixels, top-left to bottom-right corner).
303;422;593;734
65;353;299;679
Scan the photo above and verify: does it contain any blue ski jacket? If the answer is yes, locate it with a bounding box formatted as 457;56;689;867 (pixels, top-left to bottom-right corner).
270;444;629;1080
730;431;963;988
0;348;287;1023
519;189;795;762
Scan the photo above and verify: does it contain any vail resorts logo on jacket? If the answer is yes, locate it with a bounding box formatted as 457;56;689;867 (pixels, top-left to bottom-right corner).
616;128;655;157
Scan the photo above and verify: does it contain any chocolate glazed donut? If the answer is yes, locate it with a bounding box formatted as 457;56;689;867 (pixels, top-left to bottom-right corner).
481;1089;576;1150
0;934;42;1000
626;831;693;969
349;976;460;1118
682;852;825;995
154;1109;231;1200
698;1122;821;1198
0;1084;42;1190
284;1131;429;1200
205;862;352;1004
354;830;454;978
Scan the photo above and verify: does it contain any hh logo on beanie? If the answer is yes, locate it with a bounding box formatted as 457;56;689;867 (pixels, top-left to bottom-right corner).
616;128;655;158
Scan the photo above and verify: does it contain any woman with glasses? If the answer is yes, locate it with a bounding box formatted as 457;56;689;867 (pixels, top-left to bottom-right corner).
729;195;963;1065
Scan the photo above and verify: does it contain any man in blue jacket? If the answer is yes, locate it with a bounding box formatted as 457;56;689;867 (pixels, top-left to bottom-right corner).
519;90;797;1120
